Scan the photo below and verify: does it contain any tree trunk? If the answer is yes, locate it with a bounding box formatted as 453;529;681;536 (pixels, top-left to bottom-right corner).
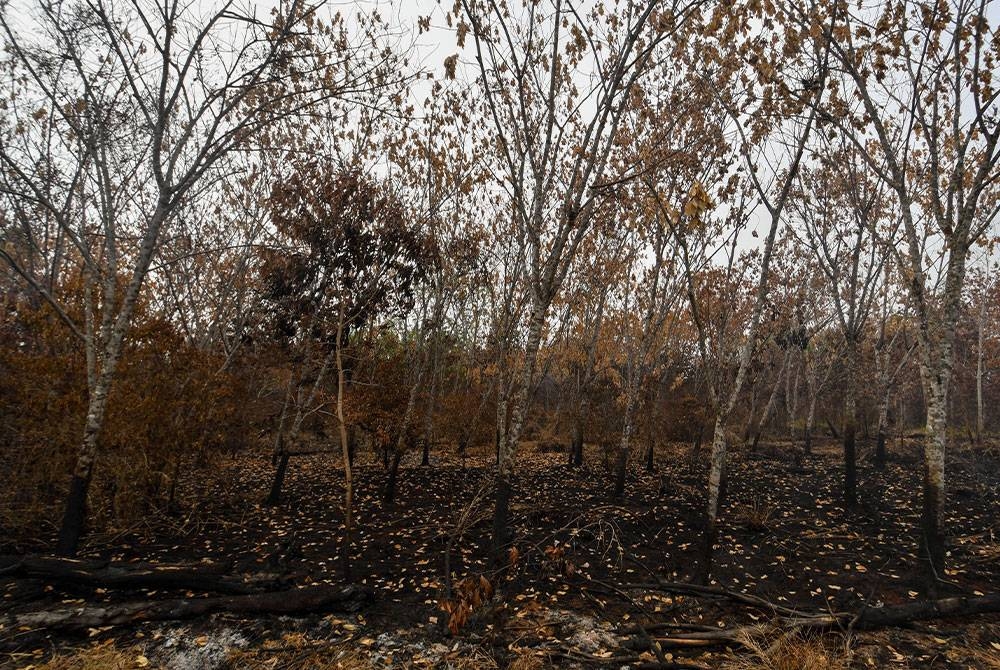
335;305;353;581
570;410;584;466
702;417;727;583
0;556;282;595
752;351;789;453
613;447;628;498
644;437;655;472
976;299;986;441
8;584;372;632
842;320;862;510
614;391;638;498
689;423;704;462
922;381;948;579
266;380;294;505
384;448;403;504
742;383;757;443
56;204;169;557
57;371;114;556
492;300;547;562
875;391;890;469
268;349;335;505
267;453;291;506
422;328;442;466
786;356;800;444
843;386;858;508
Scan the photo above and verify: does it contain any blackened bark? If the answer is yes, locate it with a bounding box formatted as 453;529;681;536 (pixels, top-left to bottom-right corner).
266;453;290;506
844;425;857;507
56;475;89;557
8;584;373;632
384;449;403;503
922;457;946;581
491;476;512;566
570;417;584;467
613;448;627;498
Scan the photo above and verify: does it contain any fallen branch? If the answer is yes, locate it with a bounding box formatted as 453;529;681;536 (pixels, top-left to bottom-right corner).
2;584;373;634
624;581;812;618
0;556;283;595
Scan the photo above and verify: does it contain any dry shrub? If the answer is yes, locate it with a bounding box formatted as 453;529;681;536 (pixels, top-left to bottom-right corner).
0;298;261;547
726;629;851;670
507;651;545;670
31;640;143;670
734;498;776;532
439;574;495;635
441;647;500;670
223;644;373;670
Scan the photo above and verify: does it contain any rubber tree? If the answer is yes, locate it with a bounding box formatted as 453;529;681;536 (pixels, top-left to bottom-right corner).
790;140;895;506
609;217;683;497
661;0;830;581
460;0;699;560
382;85;483;501
871;271;915;468
609;50;732;496
811;0;1000;576
558;238;621;468
749;347;791;453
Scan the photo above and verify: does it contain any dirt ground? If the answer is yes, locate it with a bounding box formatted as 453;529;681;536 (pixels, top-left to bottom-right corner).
3;437;999;669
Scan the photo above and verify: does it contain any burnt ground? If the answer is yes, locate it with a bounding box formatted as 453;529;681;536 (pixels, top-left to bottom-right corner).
3;437;999;669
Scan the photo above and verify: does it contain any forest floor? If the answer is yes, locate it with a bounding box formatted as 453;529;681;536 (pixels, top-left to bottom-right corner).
3;437;999;669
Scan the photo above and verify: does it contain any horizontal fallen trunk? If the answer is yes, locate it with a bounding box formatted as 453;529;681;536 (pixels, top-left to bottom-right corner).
826;592;1000;629
4;584;372;634
623;592;1000;651
0;556;281;595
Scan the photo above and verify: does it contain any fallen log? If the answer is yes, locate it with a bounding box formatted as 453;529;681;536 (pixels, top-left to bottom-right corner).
0;556;283;595
2;583;373;634
815;592;1000;630
623;592;1000;652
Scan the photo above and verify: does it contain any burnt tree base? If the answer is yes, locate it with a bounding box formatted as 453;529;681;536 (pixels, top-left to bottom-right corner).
267;453;291;505
55;475;89;557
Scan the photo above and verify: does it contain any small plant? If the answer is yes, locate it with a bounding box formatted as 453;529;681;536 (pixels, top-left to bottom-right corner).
736;497;776;532
438;574;495;636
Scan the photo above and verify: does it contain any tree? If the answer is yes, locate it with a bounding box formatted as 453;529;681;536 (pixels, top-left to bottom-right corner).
0;0;400;555
262;165;430;506
790;140;896;504
660;0;830;580
811;0;1000;575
